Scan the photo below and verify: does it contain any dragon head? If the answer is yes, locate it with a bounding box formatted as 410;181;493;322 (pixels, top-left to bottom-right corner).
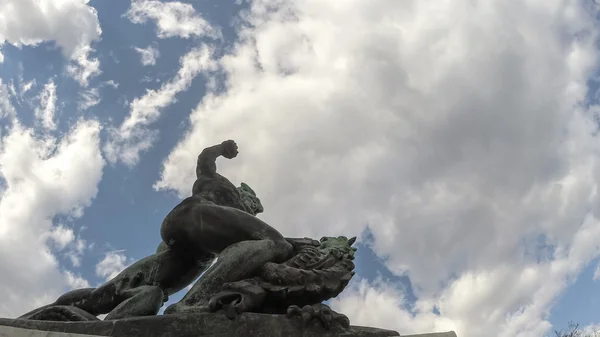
319;236;358;260
237;182;264;215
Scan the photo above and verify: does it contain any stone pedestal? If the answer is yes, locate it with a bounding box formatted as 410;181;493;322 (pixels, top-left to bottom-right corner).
0;313;399;337
404;333;457;337
0;325;102;336
0;313;458;337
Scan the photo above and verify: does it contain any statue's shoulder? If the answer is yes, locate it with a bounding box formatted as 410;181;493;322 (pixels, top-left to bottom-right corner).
193;173;235;194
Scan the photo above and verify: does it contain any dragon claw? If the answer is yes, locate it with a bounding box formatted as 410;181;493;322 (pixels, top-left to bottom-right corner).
286;303;349;330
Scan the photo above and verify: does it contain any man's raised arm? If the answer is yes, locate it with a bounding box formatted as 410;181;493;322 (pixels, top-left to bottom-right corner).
196;140;238;177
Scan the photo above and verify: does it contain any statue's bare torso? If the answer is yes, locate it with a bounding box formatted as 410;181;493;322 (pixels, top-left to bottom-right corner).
192;174;245;210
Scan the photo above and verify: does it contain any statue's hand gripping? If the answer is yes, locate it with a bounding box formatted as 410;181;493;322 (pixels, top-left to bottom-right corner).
220;140;238;159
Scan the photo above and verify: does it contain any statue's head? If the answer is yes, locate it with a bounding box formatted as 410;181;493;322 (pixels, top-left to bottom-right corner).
237;182;264;216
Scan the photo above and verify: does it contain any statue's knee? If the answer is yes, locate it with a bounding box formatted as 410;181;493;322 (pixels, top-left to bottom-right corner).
147;286;164;302
282;239;293;252
161;219;193;250
55;288;95;305
161;206;207;250
135;286;164;308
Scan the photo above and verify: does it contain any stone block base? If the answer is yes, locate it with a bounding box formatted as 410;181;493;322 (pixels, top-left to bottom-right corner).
0;313;399;337
0;313;457;337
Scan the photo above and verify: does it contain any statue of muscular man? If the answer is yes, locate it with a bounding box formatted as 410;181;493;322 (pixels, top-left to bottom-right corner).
161;140;293;314
19;140;293;320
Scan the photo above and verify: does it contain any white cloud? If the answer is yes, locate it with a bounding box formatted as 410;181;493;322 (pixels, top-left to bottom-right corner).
594;264;600;282
104;80;119;89
64;271;90;289
20;79;35;98
331;277;455;335
0;80;16;119
0;81;104;317
95;251;130;281
155;1;600;336
8;81;17;99
135;44;160;66
78;81;120;111
126;0;220;39
65;237;87;267
583;324;600;336
35;79;57;130
47;225;75;251
78;87;100;111
66;45;101;87
0;0;102;86
104;45;217;166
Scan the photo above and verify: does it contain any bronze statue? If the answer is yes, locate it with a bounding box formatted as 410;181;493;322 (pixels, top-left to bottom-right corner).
18;140;356;329
160;140;296;314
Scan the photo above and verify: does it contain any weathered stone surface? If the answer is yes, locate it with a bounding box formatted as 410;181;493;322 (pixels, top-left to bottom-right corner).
402;332;457;337
0;325;103;336
0;313;399;337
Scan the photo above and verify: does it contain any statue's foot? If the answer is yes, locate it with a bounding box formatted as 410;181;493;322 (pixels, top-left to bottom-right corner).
286;303;350;330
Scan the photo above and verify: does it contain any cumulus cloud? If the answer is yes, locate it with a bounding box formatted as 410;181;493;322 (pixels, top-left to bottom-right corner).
66;45;102;87
95;251;130;281
65;237;88;267
0;80;104;317
104;45;217;166
155;0;600;336
126;0;220;39
0;0;102;86
135;44;160;66
64;271;90;289
331;277;455;335
46;225;75;251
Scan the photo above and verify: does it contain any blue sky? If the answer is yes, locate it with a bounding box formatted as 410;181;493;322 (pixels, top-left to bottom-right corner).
1;1;600;336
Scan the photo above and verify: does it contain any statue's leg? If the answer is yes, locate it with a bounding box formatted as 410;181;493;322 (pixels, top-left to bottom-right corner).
53;283;124;316
17;283;126;320
165;239;291;314
53;285;164;320
161;202;293;313
104;286;164;320
17;288;98;319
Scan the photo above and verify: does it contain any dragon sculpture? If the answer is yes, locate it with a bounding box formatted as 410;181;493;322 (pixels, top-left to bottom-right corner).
209;236;357;328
